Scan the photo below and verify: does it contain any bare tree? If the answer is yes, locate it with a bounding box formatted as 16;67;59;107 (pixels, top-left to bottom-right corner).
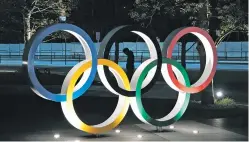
0;0;78;43
129;0;209;68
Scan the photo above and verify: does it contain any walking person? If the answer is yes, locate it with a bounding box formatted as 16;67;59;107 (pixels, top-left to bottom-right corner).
123;48;134;81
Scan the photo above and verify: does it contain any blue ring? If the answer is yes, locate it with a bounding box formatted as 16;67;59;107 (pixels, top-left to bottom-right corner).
23;23;97;102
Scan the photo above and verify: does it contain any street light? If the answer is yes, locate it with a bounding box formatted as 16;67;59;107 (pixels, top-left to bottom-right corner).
193;130;199;134
169;125;175;129
54;133;60;139
137;134;143;139
115;129;121;134
216;91;223;98
59;16;67;23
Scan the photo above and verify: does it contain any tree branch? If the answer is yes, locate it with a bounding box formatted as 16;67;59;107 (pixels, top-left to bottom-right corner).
215;26;240;46
32;3;59;14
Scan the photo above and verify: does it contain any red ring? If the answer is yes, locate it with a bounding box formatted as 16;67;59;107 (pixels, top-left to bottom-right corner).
166;27;217;93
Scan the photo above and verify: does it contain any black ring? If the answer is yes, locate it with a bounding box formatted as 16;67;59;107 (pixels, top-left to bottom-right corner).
98;25;162;97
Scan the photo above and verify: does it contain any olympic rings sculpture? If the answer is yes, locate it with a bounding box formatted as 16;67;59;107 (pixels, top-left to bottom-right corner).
22;24;217;134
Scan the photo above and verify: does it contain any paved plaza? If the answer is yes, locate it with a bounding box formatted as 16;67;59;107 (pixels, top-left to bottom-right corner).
1;119;247;141
0;92;247;141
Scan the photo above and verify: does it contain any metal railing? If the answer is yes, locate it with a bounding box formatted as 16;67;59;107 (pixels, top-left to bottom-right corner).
0;50;247;65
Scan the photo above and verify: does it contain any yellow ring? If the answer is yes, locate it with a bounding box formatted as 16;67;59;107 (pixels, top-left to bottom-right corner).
62;59;130;134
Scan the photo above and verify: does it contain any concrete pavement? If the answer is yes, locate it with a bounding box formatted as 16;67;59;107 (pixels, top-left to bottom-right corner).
1;120;247;141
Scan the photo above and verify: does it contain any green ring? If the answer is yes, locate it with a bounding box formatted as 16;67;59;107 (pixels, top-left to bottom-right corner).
135;58;191;126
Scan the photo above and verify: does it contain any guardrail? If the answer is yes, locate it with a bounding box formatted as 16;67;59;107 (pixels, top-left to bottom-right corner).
0;50;247;65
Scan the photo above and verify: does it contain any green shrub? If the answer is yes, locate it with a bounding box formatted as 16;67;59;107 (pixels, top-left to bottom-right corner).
215;97;236;106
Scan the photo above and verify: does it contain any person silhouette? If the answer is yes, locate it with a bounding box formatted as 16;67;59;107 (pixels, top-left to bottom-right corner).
123;48;134;81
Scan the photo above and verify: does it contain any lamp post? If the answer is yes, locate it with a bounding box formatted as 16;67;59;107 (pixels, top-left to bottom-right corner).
59;16;67;23
59;16;67;64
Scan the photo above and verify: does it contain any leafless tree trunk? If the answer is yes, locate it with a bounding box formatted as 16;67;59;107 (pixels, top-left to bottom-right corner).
24;13;32;43
181;40;187;69
197;0;214;105
114;42;119;63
